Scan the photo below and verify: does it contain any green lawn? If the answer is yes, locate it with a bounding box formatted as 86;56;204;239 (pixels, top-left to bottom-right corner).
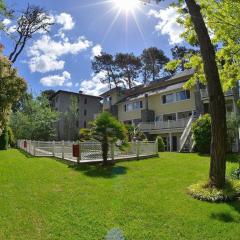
0;149;240;240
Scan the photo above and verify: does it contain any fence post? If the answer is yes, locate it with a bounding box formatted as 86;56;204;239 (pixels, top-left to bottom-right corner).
136;141;140;159
110;143;115;161
78;141;81;163
33;141;36;156
29;140;31;154
52;141;55;157
62;140;64;159
155;139;159;155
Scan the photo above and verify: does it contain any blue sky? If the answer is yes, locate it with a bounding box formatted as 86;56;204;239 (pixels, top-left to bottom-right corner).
1;0;185;96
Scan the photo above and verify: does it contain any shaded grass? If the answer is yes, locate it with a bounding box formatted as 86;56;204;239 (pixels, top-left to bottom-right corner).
0;149;240;240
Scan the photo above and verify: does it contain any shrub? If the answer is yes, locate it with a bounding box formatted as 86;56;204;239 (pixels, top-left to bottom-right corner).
0;128;9;150
156;136;165;152
187;180;240;202
192;114;211;154
7;126;15;147
231;168;240;180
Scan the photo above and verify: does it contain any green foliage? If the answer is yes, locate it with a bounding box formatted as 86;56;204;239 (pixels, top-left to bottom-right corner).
125;125;146;142
63;96;79;140
0;127;8;150
79;128;92;142
10;95;59;141
156;136;165;152
226;113;239;152
231;168;240;180
89;112;129;164
192;114;211;154
188;180;240;202
0;47;27;135
7;126;15;147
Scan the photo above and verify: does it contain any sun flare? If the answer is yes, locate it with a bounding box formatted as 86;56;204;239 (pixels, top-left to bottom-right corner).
112;0;140;12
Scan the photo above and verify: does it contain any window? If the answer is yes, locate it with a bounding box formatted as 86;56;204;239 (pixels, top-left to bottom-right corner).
178;111;192;119
162;93;175;104
162;90;190;104
125;101;143;112
84;109;87;116
176;90;190;101
84;121;87;128
76;121;79;128
84;98;87;104
163;113;176;121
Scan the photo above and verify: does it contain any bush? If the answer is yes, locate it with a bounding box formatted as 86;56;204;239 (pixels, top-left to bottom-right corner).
231;168;240;180
0;128;9;150
156;136;165;152
192;114;211;154
187;180;240;202
7;126;15;147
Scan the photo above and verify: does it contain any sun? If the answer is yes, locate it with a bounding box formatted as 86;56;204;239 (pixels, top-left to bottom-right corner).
112;0;140;13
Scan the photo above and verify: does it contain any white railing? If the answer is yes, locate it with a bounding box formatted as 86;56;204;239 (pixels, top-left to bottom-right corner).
179;115;196;152
200;89;233;99
138;118;189;132
17;140;158;163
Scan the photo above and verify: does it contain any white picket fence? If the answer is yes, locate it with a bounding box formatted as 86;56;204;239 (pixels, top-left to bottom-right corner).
17;140;158;163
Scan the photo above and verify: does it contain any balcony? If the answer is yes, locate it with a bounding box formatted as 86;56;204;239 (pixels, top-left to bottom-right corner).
200;89;233;99
138;118;190;132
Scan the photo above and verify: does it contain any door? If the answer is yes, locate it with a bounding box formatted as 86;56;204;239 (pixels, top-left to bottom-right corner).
172;136;178;152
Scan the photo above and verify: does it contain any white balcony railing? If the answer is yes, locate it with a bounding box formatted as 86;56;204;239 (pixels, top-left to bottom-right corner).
200;89;233;99
138;118;190;132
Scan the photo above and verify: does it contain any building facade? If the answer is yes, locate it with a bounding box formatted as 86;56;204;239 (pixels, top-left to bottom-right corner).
101;70;239;152
50;90;102;141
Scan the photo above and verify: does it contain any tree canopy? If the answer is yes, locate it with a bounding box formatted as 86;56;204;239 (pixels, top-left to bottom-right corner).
0;45;26;135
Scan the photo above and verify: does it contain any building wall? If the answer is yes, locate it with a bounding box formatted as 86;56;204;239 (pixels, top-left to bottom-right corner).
117;86;196;123
51;92;102;141
149;87;196;117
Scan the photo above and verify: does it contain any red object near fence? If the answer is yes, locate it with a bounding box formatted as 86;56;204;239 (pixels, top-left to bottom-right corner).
24;140;27;148
72;144;80;157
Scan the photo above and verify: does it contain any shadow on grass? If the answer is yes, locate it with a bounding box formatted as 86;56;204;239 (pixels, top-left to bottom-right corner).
210;212;237;223
69;164;128;178
18;149;34;159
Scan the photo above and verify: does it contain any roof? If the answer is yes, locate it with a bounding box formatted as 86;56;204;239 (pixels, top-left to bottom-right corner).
116;69;195;103
50;90;102;100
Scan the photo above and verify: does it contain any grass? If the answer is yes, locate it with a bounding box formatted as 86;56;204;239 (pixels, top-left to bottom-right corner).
0;149;240;240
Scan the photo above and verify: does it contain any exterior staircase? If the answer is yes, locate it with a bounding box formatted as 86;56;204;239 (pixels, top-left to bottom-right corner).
179;115;197;152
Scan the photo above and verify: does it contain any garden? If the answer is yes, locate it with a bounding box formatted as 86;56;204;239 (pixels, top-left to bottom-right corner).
0;150;240;239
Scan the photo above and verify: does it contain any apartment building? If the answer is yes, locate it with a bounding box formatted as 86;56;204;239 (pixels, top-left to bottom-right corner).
101;70;238;152
50;90;102;140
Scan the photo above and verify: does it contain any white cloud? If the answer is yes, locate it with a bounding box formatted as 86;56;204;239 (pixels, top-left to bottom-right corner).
55;13;75;31
2;18;11;26
27;35;92;73
29;55;65;73
79;71;109;96
148;7;184;45
91;44;102;59
40;71;72;87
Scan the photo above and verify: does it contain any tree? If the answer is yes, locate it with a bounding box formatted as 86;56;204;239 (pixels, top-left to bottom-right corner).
87;112;128;165
141;47;169;83
8;4;53;63
115;53;142;89
146;0;228;188
63;96;79;140
0;127;8;150
0;45;26;136
92;53;120;89
0;0;13;30
169;45;199;72
41;90;55;101
10;95;59;141
125;124;146;142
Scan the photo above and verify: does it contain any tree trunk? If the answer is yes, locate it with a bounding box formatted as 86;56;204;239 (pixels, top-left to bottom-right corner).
185;0;227;188
102;135;109;165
